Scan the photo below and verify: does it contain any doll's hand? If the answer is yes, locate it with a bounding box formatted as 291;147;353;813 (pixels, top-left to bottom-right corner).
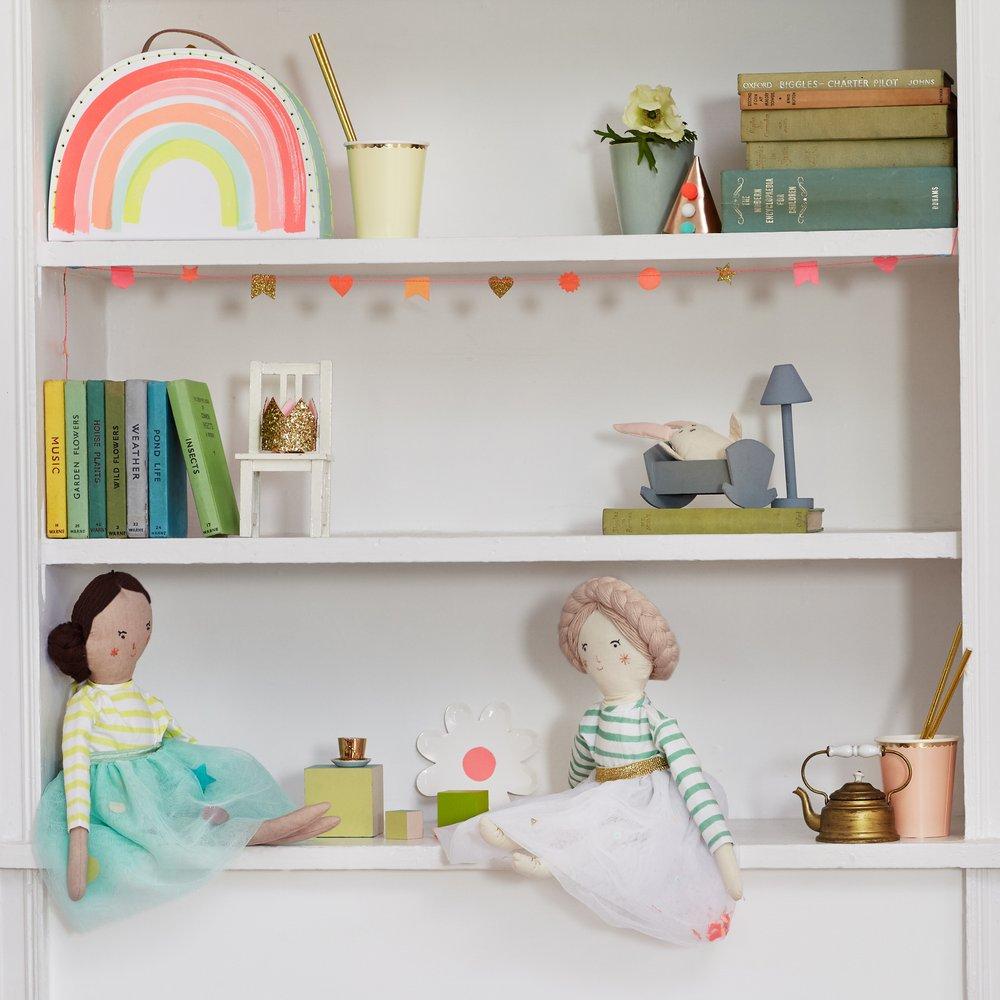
714;843;743;901
67;827;89;901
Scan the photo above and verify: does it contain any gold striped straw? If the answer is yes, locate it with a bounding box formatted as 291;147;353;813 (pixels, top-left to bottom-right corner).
309;32;358;143
927;648;972;739
920;623;962;740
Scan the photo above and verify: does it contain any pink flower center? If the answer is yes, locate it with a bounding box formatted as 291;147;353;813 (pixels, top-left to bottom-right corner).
462;746;497;781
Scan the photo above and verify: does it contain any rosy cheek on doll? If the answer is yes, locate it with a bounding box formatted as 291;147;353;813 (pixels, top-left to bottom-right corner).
619;653;631;666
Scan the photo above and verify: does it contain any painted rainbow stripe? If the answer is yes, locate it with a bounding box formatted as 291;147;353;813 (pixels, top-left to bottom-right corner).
49;49;332;239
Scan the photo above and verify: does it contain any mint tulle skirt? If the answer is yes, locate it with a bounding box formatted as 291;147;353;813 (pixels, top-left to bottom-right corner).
34;739;293;931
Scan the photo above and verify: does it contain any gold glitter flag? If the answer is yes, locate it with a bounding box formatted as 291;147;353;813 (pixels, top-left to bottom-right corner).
250;274;277;299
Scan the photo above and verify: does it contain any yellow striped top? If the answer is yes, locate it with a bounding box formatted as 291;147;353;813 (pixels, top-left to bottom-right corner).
62;680;194;831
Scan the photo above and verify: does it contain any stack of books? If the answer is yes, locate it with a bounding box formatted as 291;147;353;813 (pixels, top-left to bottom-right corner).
43;378;239;540
720;68;958;232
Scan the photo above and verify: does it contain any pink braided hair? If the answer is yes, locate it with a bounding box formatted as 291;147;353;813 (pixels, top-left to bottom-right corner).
558;576;680;680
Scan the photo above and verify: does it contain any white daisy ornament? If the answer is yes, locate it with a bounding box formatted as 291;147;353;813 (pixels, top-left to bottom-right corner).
416;703;539;806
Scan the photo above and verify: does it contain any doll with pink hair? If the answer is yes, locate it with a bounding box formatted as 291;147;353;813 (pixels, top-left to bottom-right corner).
437;576;741;945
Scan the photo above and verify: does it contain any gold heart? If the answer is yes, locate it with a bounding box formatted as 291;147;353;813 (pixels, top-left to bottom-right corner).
488;275;514;298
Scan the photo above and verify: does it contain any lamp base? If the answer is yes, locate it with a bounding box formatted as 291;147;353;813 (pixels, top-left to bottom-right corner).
772;497;814;509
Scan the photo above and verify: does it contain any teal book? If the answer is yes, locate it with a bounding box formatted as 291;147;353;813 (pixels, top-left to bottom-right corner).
63;380;88;538
147;381;189;538
721;166;957;232
166;380;239;537
85;380;106;537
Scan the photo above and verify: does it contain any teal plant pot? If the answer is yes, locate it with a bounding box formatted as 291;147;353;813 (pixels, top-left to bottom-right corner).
609;141;695;234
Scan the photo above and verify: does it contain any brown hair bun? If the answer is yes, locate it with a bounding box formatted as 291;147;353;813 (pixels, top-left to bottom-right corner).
46;572;151;683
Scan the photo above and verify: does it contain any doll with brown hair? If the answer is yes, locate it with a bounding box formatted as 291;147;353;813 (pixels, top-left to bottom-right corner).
438;576;741;945
34;571;339;930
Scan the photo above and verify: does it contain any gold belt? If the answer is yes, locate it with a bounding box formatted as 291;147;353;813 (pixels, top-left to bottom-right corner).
595;755;666;783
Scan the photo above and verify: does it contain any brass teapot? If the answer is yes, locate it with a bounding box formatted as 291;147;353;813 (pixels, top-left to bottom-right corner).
794;743;912;844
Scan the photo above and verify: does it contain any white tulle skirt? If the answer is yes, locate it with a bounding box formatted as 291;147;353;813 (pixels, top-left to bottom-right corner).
437;770;734;945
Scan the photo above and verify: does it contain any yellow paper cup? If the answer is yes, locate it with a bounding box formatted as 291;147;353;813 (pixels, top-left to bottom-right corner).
877;735;958;838
346;142;427;238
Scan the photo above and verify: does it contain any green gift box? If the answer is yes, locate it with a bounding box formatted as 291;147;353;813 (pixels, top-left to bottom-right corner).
437;789;489;827
304;764;383;838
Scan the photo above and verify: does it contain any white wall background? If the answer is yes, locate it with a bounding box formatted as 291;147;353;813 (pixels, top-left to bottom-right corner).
28;0;966;996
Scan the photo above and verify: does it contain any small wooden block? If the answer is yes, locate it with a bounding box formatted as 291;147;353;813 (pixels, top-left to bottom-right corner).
437;789;490;827
385;810;424;840
304;764;384;838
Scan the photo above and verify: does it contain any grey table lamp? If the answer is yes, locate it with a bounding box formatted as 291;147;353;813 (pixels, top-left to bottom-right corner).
761;364;814;509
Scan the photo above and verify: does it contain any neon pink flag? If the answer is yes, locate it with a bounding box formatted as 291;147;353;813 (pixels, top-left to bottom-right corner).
110;266;134;289
872;256;899;273
793;260;820;286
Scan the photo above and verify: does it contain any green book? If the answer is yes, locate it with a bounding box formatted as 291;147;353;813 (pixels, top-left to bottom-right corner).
85;380;106;537
721;167;957;232
747;137;956;170
603;507;825;534
741;105;954;142
166;380;239;537
63;380;88;538
104;380;127;538
737;69;952;92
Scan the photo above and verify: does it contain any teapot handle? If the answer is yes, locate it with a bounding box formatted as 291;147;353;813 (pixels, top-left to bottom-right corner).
800;749;833;804
882;749;913;804
801;743;895;803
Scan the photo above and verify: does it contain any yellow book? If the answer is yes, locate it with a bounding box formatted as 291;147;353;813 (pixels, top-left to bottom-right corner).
43;380;68;538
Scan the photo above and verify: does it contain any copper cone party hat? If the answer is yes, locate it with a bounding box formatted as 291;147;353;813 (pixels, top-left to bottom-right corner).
663;155;721;234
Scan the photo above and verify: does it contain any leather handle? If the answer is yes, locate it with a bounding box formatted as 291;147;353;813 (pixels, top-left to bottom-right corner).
141;29;237;55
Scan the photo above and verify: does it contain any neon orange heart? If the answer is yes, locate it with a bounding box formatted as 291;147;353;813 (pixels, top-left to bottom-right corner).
328;275;354;297
637;267;661;291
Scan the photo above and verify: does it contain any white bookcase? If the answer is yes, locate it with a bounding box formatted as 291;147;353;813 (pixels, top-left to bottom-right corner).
2;0;999;997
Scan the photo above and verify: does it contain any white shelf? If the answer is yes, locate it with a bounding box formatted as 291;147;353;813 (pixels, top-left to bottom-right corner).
36;230;957;273
2;820;995;872
39;531;960;566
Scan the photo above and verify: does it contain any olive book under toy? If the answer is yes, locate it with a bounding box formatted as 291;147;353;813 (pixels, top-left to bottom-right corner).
607;364;822;532
48;29;333;240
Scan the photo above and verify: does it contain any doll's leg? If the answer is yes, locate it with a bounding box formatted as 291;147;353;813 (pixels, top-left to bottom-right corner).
512;851;551;878
248;803;334;846
477;817;551;878
478;817;521;852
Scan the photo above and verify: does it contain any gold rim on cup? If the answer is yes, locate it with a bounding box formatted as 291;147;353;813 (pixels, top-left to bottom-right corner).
877;734;959;750
345;141;428;149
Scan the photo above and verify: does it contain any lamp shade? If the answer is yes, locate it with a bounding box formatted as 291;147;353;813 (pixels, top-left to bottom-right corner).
760;364;812;405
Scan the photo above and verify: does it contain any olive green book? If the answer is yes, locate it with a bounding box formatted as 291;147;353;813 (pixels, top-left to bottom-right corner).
602;507;825;535
737;69;952;92
746;137;956;170
741;105;954;142
104;380;127;538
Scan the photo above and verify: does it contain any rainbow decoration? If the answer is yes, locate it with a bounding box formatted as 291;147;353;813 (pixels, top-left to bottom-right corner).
49;48;333;240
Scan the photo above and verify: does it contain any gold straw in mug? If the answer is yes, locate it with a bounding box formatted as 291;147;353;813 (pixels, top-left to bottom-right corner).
927;648;972;739
920;623;962;740
309;32;358;143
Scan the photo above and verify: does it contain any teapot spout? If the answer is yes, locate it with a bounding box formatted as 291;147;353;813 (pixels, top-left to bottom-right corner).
794;787;822;832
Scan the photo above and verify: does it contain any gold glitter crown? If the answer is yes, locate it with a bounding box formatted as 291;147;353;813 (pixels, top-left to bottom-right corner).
260;397;319;453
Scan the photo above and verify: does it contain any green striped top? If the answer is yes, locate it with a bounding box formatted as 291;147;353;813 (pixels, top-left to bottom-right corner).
61;680;194;831
569;695;734;854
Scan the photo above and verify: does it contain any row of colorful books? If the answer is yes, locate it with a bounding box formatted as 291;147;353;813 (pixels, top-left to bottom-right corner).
43;379;239;539
720;68;958;233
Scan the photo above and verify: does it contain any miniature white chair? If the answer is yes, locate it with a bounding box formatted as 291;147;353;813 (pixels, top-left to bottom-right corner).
236;361;333;537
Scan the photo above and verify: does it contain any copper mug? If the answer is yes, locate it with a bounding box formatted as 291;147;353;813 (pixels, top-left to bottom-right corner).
338;737;367;761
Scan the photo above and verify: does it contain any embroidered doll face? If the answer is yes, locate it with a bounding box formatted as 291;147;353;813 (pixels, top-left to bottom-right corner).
577;610;653;701
84;588;152;684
